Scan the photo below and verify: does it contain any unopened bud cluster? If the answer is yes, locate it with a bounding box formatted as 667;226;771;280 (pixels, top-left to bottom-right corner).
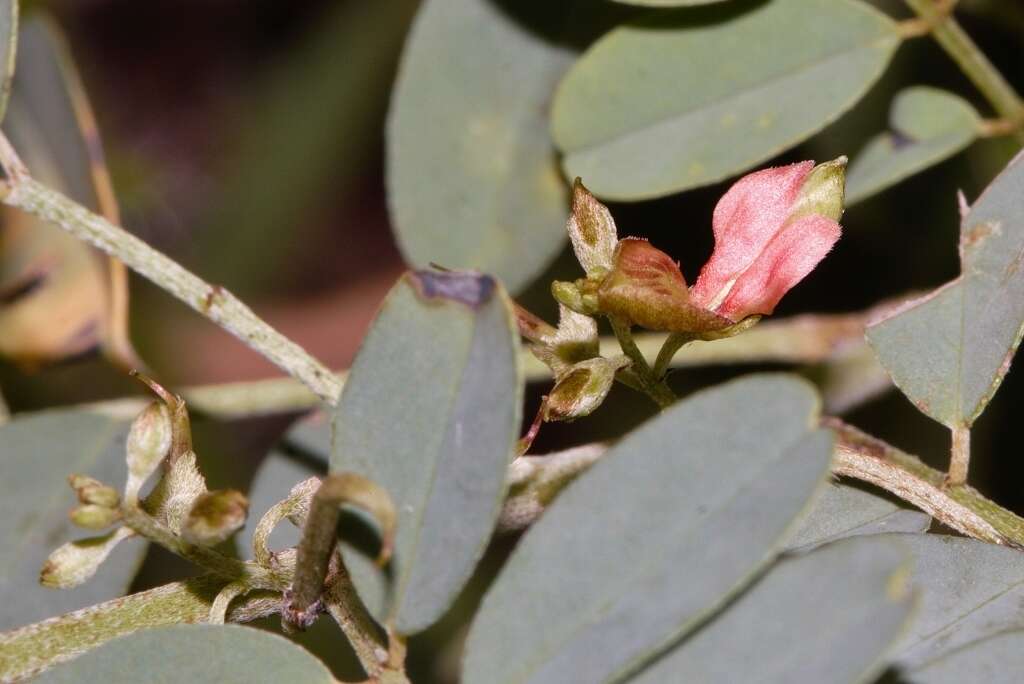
516;159;846;427
42;376;249;591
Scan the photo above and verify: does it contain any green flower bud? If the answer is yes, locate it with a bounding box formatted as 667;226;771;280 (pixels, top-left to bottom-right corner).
70;504;121;530
69;474;120;508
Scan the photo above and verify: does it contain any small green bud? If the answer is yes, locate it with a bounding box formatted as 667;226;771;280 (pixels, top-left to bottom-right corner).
182;489;249;546
69;474;120;508
552;280;585;314
791;156;846;223
552;279;600;317
125;401;172;501
70;504;121;530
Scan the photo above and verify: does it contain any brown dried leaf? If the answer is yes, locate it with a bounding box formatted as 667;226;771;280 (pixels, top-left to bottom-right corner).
0;17;137;368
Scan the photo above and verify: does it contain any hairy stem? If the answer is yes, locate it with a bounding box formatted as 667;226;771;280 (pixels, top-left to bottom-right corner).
829;418;1024;547
0;577;281;682
0;133;340;404
609;318;677;408
285;474;394;629
947;424;971;486
652;332;694;379
903;0;1024;142
120;505;286;590
323;568;394;680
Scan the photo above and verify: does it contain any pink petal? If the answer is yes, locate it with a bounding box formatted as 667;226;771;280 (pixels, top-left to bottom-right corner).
691;161;814;306
715;214;840;321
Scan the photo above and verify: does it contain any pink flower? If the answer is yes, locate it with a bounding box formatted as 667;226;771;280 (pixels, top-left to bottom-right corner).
557;159;845;337
690;159;845;322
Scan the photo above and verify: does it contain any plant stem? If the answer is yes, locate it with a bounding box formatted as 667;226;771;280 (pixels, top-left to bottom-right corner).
829;418;1024;546
285;475;395;628
608;317;677;409
0;576;282;682
323;568;395;680
948;424;971;486
652;332;694;379
120;505;286;590
903;0;1024;143
0;134;341;404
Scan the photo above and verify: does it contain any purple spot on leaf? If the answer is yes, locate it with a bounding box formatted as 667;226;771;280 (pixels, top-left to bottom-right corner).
408;269;496;309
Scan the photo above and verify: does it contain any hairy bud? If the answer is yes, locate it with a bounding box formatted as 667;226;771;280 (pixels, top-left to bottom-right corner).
70;504;121;530
125;402;172;502
69;474;120;508
182;489;249;546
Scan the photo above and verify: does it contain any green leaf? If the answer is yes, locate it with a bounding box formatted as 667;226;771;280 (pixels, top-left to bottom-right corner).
0;0;15;124
0;410;146;631
631;536;914;683
613;1;731;6
551;0;900;200
866;151;1024;428
787;481;929;552
889;534;1024;671
463;374;833;684
846;87;980;204
387;0;573;292
34;624;333;683
331;270;523;634
906;631;1024;684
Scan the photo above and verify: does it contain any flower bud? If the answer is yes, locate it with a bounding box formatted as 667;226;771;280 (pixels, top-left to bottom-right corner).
144;450;208;533
551;280;599;316
69;474;120;508
597;239;733;334
40;527;134;589
566;178;618;277
528;304;599;379
182;489;249;546
125;401;172;501
544;356;631;422
70;504;121;530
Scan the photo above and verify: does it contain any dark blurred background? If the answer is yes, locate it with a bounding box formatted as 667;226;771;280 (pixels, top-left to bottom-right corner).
0;0;1021;679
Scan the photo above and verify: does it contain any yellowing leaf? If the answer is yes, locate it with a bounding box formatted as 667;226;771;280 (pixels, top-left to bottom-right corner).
0;17;136;368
